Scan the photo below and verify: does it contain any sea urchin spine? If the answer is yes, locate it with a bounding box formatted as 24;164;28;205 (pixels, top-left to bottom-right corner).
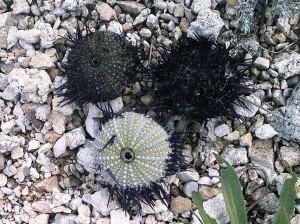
56;29;142;109
150;34;252;121
91;112;189;211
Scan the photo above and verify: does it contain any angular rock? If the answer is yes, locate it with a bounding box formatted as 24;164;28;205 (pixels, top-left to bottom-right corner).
268;82;300;144
32;200;52;213
29;214;49;224
191;0;211;14
35;176;60;193
141;200;168;214
234;94;261;117
30;53;54;69
214;124;230;137
82;189;120;216
255;124;278;139
273;52;300;78
203;194;229;224
177;169;200;183
117;1;146;16
110;209;130;224
221;145;248;165
75;204;91;224
7;69;52;103
183;181;198;198
0;132;23;153
170;196;192;214
254;57;270;70
53;135;67;158
52;214;77;224
12;0;30;14
96;2;116;21
279;146;300;166
187;9;224;41
65;126;86;149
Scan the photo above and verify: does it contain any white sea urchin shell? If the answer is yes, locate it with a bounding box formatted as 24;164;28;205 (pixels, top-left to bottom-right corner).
92;112;172;188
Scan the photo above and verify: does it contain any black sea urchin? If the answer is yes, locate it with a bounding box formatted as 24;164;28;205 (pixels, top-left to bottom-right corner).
56;29;142;107
151;34;252;121
91;112;189;211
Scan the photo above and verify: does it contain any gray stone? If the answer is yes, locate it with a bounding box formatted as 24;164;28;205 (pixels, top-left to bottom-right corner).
76;204;91;224
146;14;159;30
0;153;5;170
11;147;23;159
110;209;130;224
53;135;67;158
191;0;211;14
139;28;152;38
177;169;200;183
221;145;248;165
214;124;230;137
141;199;168;214
117;1;146;16
50;188;71;208
239;132;252;146
12;0;30;14
279;146;300;166
272;89;285;106
187;9;224;41
224;130;240;141
267;82;300;144
1;119;16;134
82;189;120;216
96;2;116;21
273;52;300;78
249;139;276;183
183;181;198;198
65;127;86;149
30;52;54;69
133;8;150;26
7;69;52;103
234;94;261;117
32;201;52;213
29;214;49;224
255;124;278;139
203;194;229;224
0;132;23;153
17;29;41;44
257;193;279;213
254;57;270;70
173;4;185;17
153;0;167;10
0;173;7;186
2;85;18;101
275;173;292;195
52;214;77;224
107;20;123;34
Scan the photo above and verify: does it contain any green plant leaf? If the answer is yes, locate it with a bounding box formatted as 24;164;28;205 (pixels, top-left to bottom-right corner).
275;172;297;224
214;153;247;224
192;191;218;224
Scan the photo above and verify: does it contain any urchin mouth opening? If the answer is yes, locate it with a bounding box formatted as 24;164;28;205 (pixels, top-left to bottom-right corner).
90;55;101;68
120;148;135;163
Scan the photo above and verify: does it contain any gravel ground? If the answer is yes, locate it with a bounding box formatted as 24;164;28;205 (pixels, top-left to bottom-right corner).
0;0;300;224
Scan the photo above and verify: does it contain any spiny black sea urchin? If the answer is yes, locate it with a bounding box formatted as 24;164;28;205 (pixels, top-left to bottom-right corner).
151;34;252;121
56;29;142;107
91;112;189;211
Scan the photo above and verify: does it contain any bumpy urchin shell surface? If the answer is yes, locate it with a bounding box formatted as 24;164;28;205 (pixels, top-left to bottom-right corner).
151;34;252;121
92;112;189;211
56;30;141;106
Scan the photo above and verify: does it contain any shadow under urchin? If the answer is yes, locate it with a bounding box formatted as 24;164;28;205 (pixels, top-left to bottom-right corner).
150;33;253;122
55;26;143;111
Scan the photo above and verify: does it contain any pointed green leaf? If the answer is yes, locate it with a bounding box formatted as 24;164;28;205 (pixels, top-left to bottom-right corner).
192;191;218;224
214;153;247;224
275;172;297;224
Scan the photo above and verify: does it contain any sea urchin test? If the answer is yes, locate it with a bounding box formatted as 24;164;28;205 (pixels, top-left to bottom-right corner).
92;112;189;211
56;30;141;106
